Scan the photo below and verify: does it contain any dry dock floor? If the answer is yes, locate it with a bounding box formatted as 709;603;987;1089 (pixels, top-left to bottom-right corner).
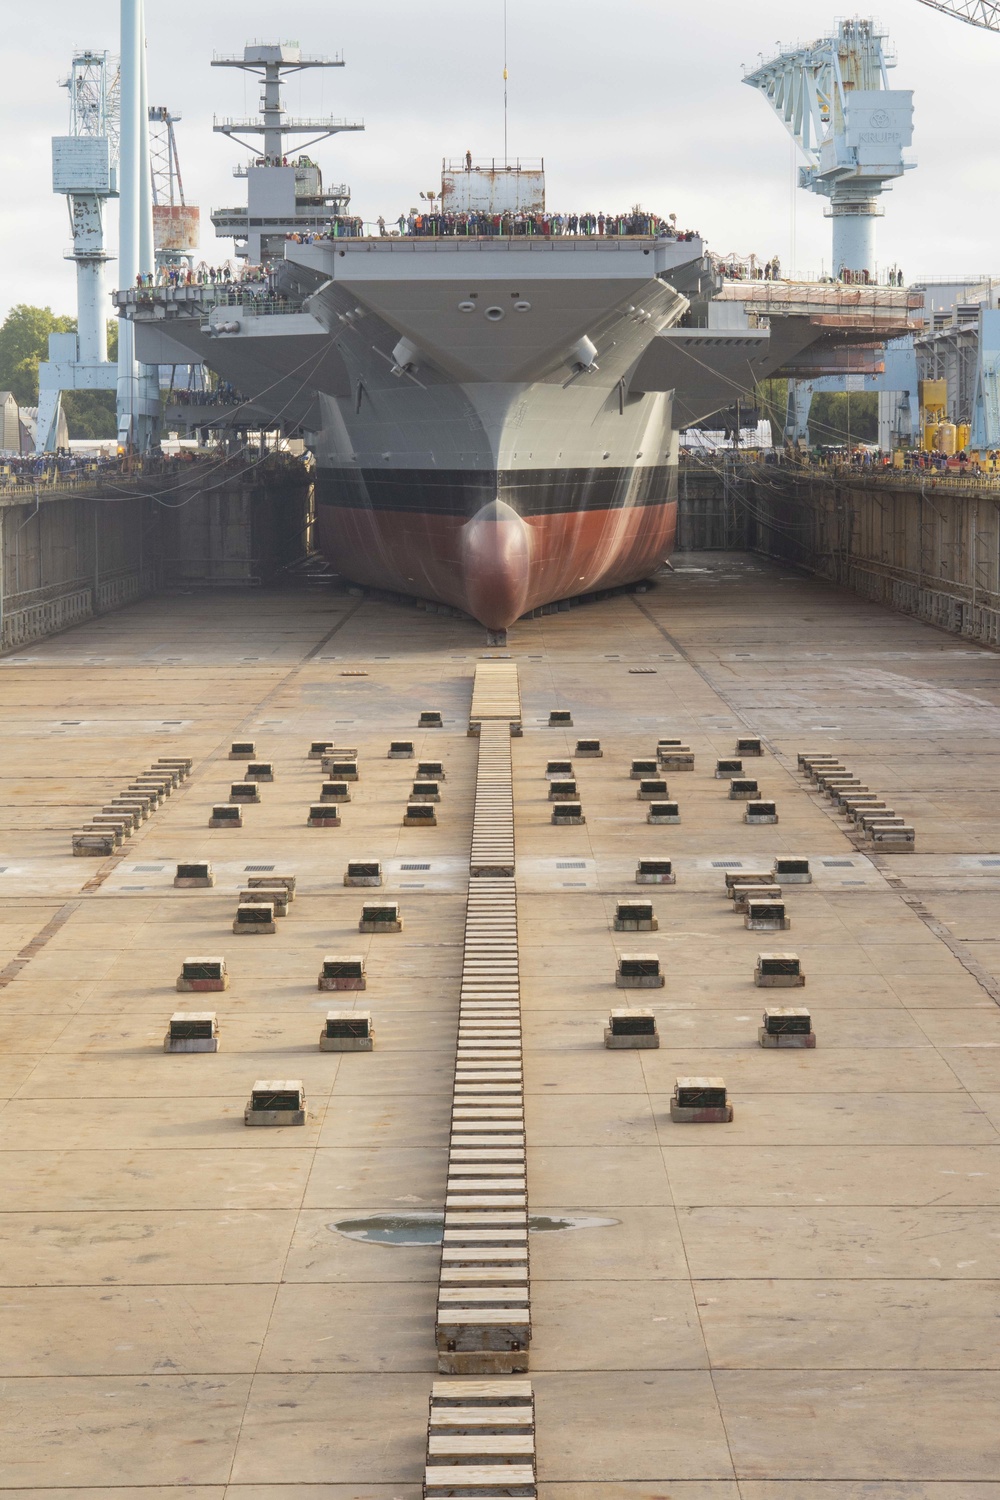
0;551;998;1497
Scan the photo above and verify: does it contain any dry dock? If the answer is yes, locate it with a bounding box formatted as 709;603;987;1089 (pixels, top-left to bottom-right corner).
0;552;998;1497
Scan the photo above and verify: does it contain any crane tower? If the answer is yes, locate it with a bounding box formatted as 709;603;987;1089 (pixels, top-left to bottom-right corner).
36;50;121;451
148;105;200;268
744;18;914;279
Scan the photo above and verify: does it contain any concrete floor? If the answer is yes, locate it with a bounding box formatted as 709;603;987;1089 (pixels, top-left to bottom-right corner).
0;552;998;1497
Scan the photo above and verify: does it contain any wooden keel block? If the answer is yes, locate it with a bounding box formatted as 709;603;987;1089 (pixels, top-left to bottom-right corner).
244;1079;306;1126
732;884;781;914
307;805;341;827
726;869;774;893
318;955;366;990
229;781;260;803
176;957;228;992
658;749;694;771
233;901;276;934
174;861;214;888
715;758;743;777
209;805;242;828
745;900;790;931
646;800;680;824
164;1011;219;1053
755;951;805;987
322;757;359;780
321;780;351;802
544;759;573;778
670;1076;733;1123
605;1008;659;1049
72;830;117;856
248;874;296;897
237;886;287;916
613;900;657;932
344;860;382;887
320;1011;374;1051
359;902;402;933
615;952;664;988
869;823;916;850
744;800;778;823
155;757;192;776
759;1006;815;1048
551;802;585;824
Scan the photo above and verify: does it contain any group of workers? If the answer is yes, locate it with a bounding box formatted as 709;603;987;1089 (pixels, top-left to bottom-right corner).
285;210;695;239
385;209;690;238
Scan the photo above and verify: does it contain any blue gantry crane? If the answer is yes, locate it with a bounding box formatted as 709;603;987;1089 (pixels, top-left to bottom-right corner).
744;18;914;281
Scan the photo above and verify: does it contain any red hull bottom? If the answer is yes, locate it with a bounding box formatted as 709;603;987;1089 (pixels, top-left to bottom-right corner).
314;500;677;629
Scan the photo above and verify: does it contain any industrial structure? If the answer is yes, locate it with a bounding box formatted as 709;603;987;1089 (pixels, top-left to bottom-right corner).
209;43;364;265
35;50;121;453
114;0;159;450
916;0;1000;27
148;105;198;270
744;18;913;282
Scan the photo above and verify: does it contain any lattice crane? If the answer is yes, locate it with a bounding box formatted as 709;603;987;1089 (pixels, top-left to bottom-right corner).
915;0;1000;29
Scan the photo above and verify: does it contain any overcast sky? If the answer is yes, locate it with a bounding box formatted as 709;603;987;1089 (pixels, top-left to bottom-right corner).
2;0;998;323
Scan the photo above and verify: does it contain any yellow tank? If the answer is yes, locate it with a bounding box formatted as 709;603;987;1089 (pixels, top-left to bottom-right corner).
920;378;949;450
933;422;957;455
957;423;971;453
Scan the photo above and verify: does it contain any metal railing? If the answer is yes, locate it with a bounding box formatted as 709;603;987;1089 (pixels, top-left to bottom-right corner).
719;456;1000;496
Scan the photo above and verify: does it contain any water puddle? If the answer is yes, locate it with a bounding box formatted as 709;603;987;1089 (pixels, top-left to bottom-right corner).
329;1211;619;1246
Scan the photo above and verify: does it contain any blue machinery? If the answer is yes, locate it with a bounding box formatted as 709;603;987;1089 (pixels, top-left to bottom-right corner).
744;19;913;282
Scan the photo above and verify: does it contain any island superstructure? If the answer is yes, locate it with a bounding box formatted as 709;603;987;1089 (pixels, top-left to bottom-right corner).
119;38;921;628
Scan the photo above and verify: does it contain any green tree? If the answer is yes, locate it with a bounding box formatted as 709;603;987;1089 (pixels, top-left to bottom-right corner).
62;390;117;439
0;304;75;405
809;391;878;446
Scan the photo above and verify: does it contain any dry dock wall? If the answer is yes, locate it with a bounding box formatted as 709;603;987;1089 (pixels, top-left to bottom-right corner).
0;492;155;654
0;461;313;654
679;462;1000;648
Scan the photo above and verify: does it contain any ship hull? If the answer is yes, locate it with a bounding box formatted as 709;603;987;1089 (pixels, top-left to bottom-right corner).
315;466;677;627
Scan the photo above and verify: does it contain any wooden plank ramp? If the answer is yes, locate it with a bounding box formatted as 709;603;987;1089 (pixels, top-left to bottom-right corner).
424;1380;536;1497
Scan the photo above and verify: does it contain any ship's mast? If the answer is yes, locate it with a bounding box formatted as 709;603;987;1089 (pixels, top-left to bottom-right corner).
210;43;364;262
212;43;361;158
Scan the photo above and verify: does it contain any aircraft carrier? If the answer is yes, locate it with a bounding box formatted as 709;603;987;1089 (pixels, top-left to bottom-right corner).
120;42;917;630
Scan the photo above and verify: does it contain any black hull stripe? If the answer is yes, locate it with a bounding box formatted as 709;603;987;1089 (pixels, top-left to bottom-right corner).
315;466;677;519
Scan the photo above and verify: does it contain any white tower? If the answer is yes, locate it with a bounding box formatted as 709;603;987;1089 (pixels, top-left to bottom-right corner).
744;18;914;279
117;0;159;450
36;51;120;451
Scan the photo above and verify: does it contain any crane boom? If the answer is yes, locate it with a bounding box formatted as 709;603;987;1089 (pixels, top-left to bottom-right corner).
915;0;1000;31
